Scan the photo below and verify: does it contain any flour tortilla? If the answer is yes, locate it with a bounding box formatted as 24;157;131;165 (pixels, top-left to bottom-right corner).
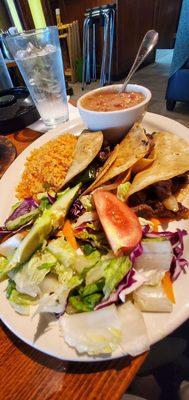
129;131;189;197
61;131;103;188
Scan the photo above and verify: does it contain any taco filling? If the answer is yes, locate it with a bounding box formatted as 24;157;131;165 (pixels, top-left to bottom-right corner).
129;172;189;219
127;131;189;220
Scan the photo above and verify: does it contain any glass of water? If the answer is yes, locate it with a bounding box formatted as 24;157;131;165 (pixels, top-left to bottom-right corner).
6;26;69;128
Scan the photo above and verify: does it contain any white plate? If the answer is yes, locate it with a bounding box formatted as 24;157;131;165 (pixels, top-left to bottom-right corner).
0;112;189;362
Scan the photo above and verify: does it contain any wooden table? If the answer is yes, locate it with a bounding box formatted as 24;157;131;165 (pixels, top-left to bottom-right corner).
0;123;148;400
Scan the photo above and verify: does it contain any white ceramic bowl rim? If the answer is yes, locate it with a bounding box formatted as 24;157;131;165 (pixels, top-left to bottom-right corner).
77;84;152;115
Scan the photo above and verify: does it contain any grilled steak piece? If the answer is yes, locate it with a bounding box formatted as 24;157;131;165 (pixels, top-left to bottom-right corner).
130;172;189;205
149;179;173;201
132;201;189;220
172;173;189;193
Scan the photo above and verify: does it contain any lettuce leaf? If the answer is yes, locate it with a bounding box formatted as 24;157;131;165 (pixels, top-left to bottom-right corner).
103;257;131;299
48;237;76;267
73;250;100;275
0;256;9;281
6;279;37;315
117;182;131;201
12;250;57;297
48;236;99;283
53;263;82;289
81;243;96;255
118;301;150;356
85;258;111;285
74;229;107;249
60;304;122;355
80;195;95;211
34;285;69;315
69;279;104;312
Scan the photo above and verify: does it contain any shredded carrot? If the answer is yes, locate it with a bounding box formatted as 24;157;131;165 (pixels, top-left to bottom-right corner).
162;271;175;304
151;218;161;232
62;219;78;250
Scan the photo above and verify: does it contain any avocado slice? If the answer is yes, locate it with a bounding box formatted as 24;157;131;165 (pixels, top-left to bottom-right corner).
6;184;81;272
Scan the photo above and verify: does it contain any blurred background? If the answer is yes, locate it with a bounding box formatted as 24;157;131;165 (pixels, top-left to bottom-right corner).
1;0;189;128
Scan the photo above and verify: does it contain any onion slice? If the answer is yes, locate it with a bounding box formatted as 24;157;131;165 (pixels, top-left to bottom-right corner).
163;195;179;212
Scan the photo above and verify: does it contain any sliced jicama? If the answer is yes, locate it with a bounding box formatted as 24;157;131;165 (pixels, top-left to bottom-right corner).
117;301;150;356
135;239;173;273
133;284;173;313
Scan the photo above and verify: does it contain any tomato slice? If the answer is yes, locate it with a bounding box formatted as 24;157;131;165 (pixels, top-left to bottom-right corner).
93;190;142;255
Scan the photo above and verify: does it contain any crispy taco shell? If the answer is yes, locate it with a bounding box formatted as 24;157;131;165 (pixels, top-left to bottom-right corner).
129;131;189;197
61;131;103;188
84;124;150;194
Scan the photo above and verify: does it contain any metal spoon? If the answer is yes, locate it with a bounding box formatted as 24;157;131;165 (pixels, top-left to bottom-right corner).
120;30;159;93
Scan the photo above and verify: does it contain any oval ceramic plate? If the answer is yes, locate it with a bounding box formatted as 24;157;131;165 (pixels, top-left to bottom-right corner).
0;112;189;362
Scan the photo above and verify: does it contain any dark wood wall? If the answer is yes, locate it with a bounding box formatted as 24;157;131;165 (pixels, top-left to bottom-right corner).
40;0;183;78
44;0;182;47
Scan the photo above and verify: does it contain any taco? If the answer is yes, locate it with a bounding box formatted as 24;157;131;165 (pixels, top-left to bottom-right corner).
59;131;103;188
128;131;189;219
84;124;151;194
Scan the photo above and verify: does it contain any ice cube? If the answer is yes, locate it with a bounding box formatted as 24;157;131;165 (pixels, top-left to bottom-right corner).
16;42;56;60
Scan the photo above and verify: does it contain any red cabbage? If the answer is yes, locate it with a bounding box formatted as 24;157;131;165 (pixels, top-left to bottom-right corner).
144;227;188;281
5;198;38;225
47;192;57;204
94;270;136;310
95;242;145;310
142;225;151;235
0;197;38;239
95;268;145;310
69;199;85;219
129;242;143;264
0;221;32;237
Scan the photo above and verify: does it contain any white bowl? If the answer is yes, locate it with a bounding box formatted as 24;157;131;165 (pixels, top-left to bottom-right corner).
77;84;151;142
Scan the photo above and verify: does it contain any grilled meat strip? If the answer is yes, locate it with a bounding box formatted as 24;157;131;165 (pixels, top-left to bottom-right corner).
129;172;189;219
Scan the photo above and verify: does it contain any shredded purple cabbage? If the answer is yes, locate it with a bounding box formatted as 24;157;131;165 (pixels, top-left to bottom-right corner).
69;199;85;219
96;146;111;164
47;192;57;204
142;225;151;235
144;227;188;281
129;242;143;264
95;268;145;310
5;198;38;225
0;197;38;239
95;242;145;310
95;226;188;310
0;221;32;237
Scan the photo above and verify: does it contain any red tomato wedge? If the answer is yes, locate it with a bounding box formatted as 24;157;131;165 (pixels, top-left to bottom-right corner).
93;190;142;255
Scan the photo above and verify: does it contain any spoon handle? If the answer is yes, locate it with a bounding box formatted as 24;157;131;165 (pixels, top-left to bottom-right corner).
120;30;158;93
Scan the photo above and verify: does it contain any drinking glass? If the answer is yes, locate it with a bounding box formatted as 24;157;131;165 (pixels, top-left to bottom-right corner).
0;48;13;90
6;26;69;128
